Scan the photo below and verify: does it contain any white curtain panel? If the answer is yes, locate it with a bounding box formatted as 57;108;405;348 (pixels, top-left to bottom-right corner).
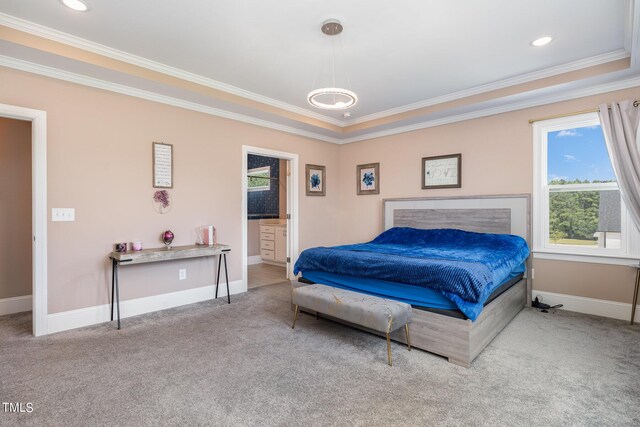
598;100;640;231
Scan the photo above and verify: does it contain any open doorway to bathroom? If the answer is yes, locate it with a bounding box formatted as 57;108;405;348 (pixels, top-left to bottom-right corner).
246;153;290;289
242;146;298;293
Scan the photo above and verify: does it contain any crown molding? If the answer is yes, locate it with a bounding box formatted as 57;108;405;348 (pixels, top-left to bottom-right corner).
343;50;631;126
0;55;340;144
624;0;634;54
0;12;345;127
3;54;640;147
627;0;640;67
338;74;640;144
0;12;634;133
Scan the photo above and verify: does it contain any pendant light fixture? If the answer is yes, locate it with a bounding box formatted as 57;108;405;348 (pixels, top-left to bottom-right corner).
307;19;358;110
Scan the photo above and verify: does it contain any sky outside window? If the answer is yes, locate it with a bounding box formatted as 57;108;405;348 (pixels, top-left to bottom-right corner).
547;125;616;183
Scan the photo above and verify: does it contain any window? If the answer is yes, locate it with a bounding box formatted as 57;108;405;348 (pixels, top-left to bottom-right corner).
247;166;271;192
533;112;639;263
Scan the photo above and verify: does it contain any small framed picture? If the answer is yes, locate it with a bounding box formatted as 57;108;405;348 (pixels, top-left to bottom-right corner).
357;163;380;195
305;164;326;196
422;154;461;189
153;142;173;188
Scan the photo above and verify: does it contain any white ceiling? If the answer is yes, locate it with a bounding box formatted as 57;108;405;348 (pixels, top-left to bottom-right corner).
0;0;638;142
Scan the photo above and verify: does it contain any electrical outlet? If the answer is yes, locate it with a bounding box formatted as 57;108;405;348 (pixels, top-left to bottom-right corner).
179;269;186;280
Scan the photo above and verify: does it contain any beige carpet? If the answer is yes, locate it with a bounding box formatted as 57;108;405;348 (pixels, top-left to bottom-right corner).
1;281;639;426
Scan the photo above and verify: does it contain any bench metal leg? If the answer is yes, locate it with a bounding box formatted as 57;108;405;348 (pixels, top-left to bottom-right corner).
386;333;392;366
292;305;299;329
405;324;411;351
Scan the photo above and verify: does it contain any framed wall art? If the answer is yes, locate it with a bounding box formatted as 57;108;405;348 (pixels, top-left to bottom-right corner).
357;162;380;195
153;142;173;188
305;164;325;196
422;153;461;189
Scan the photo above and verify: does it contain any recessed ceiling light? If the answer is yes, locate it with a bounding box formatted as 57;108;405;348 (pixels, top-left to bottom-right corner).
531;36;553;47
61;0;88;12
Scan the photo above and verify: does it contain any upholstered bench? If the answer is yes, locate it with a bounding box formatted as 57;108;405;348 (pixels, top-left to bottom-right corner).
291;284;412;366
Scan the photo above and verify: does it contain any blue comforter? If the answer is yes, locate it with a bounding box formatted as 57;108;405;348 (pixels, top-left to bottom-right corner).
294;227;530;320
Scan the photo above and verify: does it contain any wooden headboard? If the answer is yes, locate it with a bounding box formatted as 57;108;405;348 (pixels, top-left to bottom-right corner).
383;194;530;244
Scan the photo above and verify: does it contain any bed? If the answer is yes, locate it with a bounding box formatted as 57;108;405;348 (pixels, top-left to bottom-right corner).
293;194;531;367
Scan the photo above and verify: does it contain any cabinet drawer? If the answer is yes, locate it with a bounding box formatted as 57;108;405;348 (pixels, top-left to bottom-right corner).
260;249;275;260
260;240;274;250
260;225;275;234
260;232;275;241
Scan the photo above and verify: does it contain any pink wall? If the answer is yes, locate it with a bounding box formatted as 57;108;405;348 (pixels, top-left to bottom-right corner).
0;67;341;314
0;117;32;300
337;86;640;303
2;63;639;314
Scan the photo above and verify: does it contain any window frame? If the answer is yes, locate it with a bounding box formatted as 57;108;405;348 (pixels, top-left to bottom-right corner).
532;112;640;265
247;166;271;192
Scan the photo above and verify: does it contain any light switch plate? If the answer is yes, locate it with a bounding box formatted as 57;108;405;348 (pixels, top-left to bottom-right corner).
52;208;75;222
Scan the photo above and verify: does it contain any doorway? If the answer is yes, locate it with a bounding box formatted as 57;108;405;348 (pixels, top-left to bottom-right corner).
241;146;298;291
0;117;32;323
0;103;47;336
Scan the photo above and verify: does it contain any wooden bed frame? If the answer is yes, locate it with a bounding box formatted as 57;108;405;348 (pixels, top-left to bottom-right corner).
295;194;531;367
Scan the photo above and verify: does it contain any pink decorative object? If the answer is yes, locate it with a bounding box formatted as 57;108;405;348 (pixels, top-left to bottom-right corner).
131;241;143;251
153;190;170;208
200;226;216;246
162;230;174;249
152;190;172;214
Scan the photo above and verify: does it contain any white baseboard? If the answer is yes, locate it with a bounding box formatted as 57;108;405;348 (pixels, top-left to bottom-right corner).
532;290;640;323
0;295;32;316
47;280;244;335
247;255;263;265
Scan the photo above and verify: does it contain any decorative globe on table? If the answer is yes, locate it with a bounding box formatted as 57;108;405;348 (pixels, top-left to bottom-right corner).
162;230;174;249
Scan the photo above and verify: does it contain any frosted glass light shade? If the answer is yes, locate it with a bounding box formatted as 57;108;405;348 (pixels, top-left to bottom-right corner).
307;88;358;110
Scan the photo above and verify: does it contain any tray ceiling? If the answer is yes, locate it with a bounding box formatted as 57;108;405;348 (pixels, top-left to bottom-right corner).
0;0;639;143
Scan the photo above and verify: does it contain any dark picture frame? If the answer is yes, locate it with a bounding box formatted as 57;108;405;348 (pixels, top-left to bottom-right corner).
305;164;326;196
357;162;380;195
153;142;173;188
422;153;461;189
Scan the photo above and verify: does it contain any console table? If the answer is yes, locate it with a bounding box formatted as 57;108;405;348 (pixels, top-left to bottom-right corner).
109;244;231;329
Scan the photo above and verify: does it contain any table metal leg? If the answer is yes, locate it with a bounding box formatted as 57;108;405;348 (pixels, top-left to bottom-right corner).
110;259;115;321
214;254;231;304
223;253;230;304
215;254;222;299
631;267;640;325
114;261;121;330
